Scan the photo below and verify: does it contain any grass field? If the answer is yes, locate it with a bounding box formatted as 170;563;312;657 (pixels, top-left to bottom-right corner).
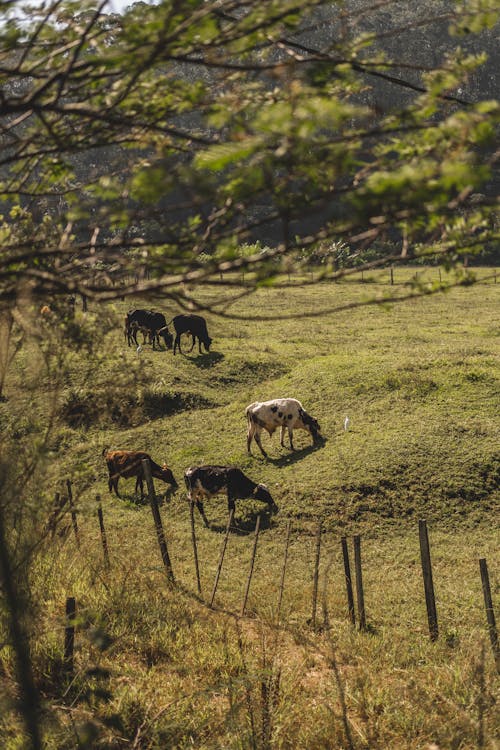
1;268;499;749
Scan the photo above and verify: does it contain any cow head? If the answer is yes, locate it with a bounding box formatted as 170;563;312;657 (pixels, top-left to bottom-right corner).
299;409;323;444
158;326;173;350
160;464;178;489
203;336;212;352
253;483;278;512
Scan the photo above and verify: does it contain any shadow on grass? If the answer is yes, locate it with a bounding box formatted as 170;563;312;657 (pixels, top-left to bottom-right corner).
258;438;327;468
188;351;225;368
119;485;178;509
207;508;277;536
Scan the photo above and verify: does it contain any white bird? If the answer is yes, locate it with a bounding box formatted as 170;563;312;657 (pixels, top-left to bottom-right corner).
343;416;350;431
136;344;143;354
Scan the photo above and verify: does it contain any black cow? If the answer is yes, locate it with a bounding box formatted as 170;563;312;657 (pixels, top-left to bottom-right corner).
184;465;277;527
173;314;212;355
125;309;173;350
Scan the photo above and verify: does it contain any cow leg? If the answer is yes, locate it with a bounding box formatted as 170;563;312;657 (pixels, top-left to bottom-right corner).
227;495;236;515
111;476;121;498
174;334;182;355
187;334;196;353
288;427;295;450
198;338;203;354
136;475;145;500
195;499;209;527
253;429;268;458
246;422;255;454
280;425;286;447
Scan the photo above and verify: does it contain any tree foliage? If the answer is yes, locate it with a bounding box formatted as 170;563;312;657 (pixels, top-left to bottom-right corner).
0;0;498;311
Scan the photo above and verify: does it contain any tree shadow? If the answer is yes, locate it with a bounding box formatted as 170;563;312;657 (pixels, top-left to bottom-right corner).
188;351;225;368
257;438;327;468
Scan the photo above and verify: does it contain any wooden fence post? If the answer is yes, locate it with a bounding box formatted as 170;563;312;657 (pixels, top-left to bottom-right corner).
190;501;202;595
63;597;76;677
241;515;261;616
390;266;394;285
66;479;80;549
311;521;322;631
353;535;367;631
209;509;234;608
276;520;291;623
418;519;438;641
96;495;110;570
142;459;174;585
479;558;499;672
341;537;356;625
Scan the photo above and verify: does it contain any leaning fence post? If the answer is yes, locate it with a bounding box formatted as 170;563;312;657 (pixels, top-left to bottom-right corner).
66;479;80;549
479;558;499;672
96;495;110;570
190;501;202;595
418;519;438;641
142;459;174;585
63;597;76;677
241;515;261;616
311;521;322;631
209;509;234;608
353;535;367;631
276;520;292;623
341;537;356;625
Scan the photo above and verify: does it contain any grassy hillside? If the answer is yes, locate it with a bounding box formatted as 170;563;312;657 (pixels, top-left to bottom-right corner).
1;268;498;749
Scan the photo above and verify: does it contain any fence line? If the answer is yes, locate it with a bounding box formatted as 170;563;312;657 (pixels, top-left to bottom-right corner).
143;459;174;585
419;519;438;641
95;495;110;570
47;503;497;651
479;558;499;672
240;515;261;616
341;536;355;626
209;509;234;608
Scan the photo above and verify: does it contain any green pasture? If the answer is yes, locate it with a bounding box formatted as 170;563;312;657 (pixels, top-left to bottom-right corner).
1;267;499;749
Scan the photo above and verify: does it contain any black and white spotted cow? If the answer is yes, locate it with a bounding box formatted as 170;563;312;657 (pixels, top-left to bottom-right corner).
184;465;277;527
246;398;323;457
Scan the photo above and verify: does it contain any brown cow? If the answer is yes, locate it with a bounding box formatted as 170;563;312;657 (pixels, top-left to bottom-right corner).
103;448;178;500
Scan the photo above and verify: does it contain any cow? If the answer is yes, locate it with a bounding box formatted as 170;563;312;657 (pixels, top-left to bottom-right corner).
246;398;323;457
125;309;173;350
103;448;178;500
184;465;277;527
172;314;212;355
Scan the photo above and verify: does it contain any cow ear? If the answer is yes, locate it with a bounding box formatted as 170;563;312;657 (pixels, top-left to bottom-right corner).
162;463;168;470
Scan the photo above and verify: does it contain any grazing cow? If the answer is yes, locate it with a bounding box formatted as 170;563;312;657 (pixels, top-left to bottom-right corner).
246;398;323;457
125;309;173;350
103;448;178;500
172;314;212;355
184;465;277;527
